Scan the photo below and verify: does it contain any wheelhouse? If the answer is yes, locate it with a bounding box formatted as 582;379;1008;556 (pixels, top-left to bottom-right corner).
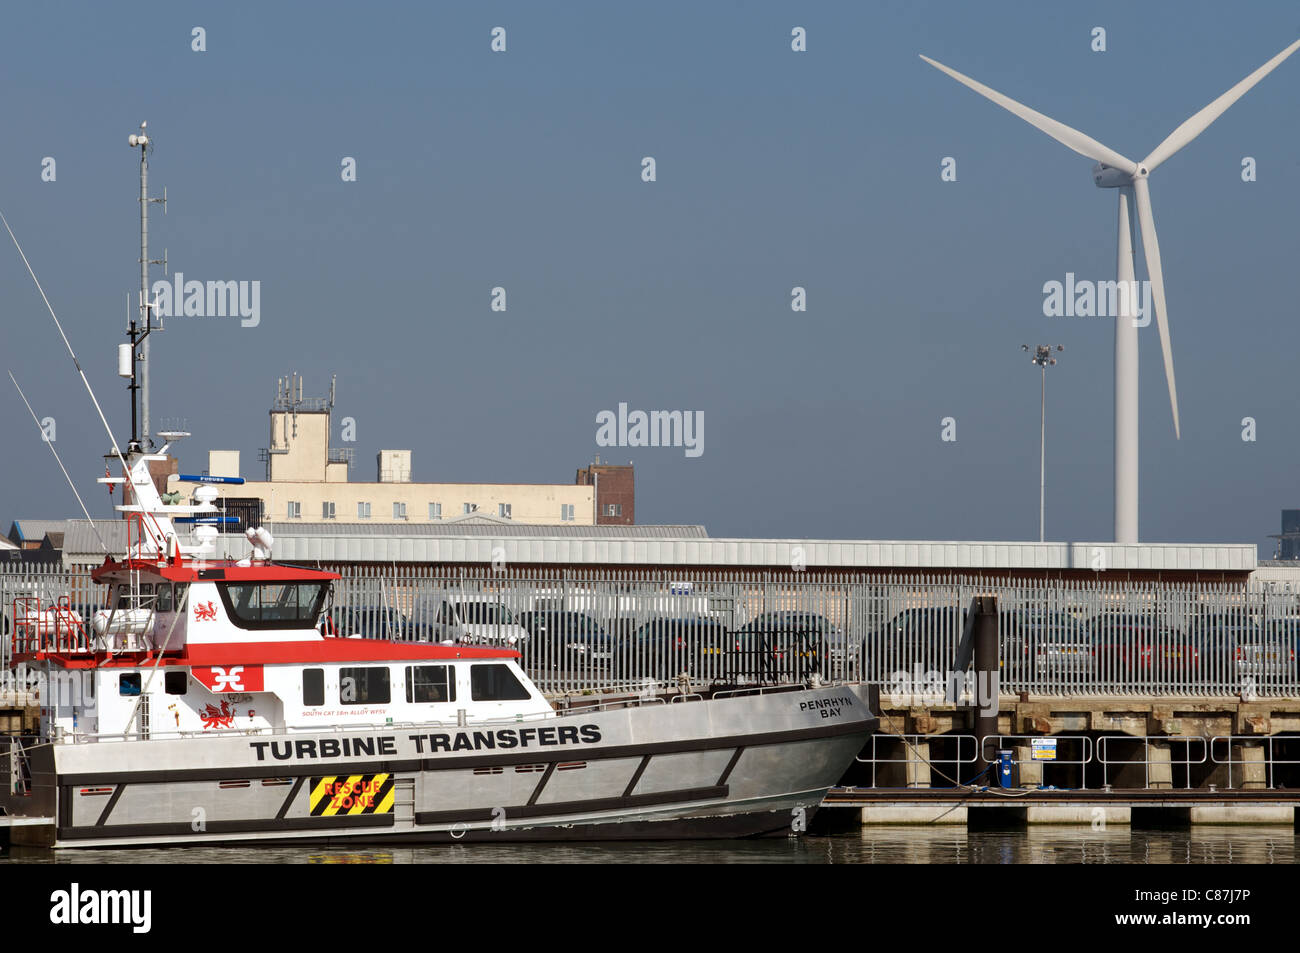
13;552;551;744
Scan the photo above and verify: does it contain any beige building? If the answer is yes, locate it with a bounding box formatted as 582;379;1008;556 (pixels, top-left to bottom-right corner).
170;377;596;526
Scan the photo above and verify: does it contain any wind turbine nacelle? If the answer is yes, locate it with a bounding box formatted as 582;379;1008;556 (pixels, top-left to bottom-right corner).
1092;163;1132;189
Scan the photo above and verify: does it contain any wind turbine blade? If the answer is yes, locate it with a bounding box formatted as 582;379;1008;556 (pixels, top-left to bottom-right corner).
1143;37;1300;172
1131;177;1180;439
920;55;1139;174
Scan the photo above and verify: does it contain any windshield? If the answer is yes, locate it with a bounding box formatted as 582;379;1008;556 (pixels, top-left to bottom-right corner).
219;582;329;628
636;618;723;641
456;602;515;625
1010;613;1085;638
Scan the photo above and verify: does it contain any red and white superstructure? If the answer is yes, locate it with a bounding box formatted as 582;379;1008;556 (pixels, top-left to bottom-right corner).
13;448;552;746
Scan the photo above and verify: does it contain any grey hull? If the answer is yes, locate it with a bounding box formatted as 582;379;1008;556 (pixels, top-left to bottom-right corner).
9;685;875;848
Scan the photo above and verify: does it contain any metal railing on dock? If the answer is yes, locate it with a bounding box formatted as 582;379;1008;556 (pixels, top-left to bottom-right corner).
847;731;1300;792
1095;735;1209;790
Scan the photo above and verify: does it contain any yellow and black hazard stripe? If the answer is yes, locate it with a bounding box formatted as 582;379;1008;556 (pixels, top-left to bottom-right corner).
308;774;395;816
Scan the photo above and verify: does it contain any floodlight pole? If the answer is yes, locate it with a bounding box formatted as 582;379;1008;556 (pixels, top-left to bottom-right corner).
1024;345;1063;543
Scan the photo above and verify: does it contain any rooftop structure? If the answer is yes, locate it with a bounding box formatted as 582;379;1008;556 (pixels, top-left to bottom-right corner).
170;374;626;527
7;520;69;551
1269;509;1300;559
576;458;634;525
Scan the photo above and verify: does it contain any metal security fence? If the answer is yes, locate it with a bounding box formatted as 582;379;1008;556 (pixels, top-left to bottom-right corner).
859;576;1300;700
331;569;1300;698
7;566;1300;699
329;568;848;694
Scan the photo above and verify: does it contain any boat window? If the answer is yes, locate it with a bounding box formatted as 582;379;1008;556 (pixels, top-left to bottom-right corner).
217;582;329;629
119;673;141;696
303;668;324;707
406;665;456;704
470;663;531;701
164;670;187;695
340;666;390;705
115;583;155;610
157;584;174;613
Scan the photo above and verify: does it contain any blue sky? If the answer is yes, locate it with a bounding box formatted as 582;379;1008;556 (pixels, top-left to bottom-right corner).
2;1;1298;553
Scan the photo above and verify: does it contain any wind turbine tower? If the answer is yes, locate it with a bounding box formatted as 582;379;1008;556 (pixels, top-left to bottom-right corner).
922;38;1300;542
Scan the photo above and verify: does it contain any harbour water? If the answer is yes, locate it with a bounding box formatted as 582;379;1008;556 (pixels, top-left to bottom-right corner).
3;826;1296;864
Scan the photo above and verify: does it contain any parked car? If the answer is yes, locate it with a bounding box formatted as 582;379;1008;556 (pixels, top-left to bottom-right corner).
416;596;530;647
519;610;611;669
738;611;835;681
1087;614;1199;680
1000;610;1092;682
1264;617;1300;681
613;617;737;683
1190;614;1267;682
868;607;967;682
1238;627;1294;681
329;606;430;641
1225;616;1300;683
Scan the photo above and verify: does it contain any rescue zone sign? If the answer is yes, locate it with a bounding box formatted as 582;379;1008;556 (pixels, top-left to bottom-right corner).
309;774;395;816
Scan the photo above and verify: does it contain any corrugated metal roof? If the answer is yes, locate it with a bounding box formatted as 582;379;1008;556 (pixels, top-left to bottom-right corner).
59;520;708;562
1249;563;1300;585
9;519;68;542
237;521;710;538
62;521;128;559
266;538;1259;571
58;520;1257;572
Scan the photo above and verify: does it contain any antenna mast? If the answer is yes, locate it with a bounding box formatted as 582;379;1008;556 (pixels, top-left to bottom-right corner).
129;122;165;450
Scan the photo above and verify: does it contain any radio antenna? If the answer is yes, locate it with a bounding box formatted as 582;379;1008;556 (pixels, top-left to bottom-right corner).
8;371;109;554
128;121;165;449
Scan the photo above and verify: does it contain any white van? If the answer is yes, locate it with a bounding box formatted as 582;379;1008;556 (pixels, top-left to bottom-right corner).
427;595;530;647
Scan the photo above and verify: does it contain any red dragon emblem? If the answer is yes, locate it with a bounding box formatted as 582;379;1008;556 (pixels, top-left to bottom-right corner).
195;601;217;621
200;700;236;729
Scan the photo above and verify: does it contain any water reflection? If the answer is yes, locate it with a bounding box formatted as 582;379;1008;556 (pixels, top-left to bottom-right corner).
4;826;1296;864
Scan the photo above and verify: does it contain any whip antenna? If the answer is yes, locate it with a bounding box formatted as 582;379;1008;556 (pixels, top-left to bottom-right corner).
0;210;133;483
8;371;110;554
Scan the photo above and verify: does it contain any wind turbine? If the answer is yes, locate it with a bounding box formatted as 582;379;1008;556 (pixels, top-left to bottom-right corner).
921;38;1300;543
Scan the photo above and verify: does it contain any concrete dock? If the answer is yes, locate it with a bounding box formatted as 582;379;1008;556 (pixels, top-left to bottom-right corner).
825;788;1300;826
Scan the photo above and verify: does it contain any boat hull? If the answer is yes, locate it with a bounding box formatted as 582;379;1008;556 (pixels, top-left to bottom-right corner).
11;685;875;847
